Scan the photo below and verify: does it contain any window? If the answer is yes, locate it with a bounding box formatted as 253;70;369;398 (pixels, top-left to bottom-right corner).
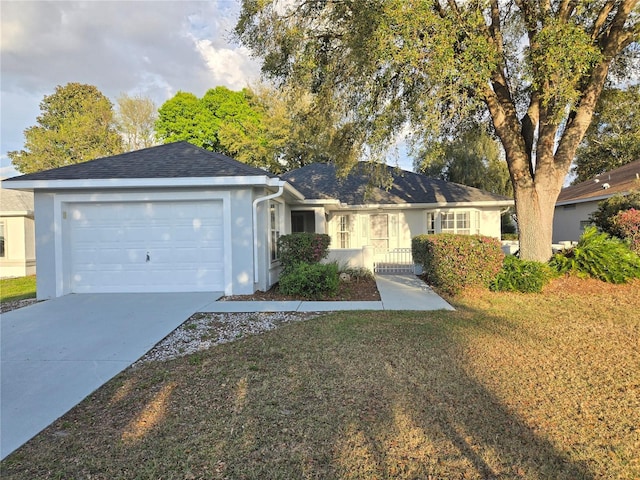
336;215;351;248
270;202;281;262
0;222;5;257
426;212;436;234
441;211;471;234
370;214;389;250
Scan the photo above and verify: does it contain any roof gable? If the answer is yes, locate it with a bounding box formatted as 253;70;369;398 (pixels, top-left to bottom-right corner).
282;163;512;205
2;142;277;182
557;159;640;204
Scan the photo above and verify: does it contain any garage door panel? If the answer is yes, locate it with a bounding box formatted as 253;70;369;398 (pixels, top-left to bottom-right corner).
68;200;226;293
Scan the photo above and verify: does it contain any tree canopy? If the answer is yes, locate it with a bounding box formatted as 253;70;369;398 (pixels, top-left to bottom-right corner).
236;0;639;261
9;83;123;174
572;85;640;183
155;85;339;173
115;93;158;151
417;123;513;197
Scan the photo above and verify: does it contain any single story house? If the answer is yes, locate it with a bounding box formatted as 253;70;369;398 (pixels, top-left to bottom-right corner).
0;186;36;277
2;142;513;299
553;159;640;243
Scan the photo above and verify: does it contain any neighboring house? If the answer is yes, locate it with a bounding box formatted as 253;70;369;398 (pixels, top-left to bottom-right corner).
553;159;640;243
0;186;36;277
2;142;513;299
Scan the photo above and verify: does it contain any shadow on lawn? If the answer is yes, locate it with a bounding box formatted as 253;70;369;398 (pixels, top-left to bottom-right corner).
324;311;594;479
1;309;597;479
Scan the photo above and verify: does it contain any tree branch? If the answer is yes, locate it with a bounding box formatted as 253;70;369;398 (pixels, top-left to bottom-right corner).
591;1;615;40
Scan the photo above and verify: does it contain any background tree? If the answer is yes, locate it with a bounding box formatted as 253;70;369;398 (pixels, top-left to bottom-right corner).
236;0;639;261
417;122;513;197
115;93;158;151
572;85;640;183
156;84;338;173
9;83;123;173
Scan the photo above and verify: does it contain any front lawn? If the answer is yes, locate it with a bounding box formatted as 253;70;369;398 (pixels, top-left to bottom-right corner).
0;275;36;303
2;276;639;479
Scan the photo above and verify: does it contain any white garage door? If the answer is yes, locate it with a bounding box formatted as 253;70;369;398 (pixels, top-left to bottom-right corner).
68;201;225;293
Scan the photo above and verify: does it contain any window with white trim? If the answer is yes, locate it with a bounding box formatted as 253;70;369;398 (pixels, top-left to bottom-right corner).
336;215;352;248
426;212;436;234
441;211;471;234
270;202;281;262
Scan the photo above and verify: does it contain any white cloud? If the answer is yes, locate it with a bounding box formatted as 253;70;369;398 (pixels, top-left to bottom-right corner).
192;38;259;90
0;0;262;168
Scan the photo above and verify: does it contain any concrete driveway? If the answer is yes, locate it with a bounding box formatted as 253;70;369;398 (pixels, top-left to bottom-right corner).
0;292;220;460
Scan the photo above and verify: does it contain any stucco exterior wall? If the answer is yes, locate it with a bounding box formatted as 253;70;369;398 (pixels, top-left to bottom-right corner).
553;201;597;243
32;187;262;299
0;214;36;278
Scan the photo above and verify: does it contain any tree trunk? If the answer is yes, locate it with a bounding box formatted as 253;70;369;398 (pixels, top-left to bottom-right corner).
513;180;560;261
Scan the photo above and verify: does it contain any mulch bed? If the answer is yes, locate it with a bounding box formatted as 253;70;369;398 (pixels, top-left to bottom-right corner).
222;277;381;301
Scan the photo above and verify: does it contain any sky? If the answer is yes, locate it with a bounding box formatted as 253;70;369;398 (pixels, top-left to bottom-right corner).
0;0;265;179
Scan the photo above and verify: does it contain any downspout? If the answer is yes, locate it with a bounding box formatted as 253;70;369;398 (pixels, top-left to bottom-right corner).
252;183;284;283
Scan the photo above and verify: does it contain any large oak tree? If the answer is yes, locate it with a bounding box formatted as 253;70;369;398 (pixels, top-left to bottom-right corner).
9;83;123;174
236;0;639;261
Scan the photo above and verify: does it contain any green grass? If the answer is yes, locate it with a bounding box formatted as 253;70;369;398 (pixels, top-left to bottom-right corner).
0;275;36;303
1;277;639;479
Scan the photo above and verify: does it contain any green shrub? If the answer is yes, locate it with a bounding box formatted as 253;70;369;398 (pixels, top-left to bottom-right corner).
277;233;331;273
490;255;553;293
611;208;640;253
278;262;339;299
590;191;640;237
549;227;640;283
412;234;504;295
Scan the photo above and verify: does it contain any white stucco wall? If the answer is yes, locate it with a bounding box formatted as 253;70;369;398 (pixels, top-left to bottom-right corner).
553;201;597;243
32;187;261;299
325;206;504;253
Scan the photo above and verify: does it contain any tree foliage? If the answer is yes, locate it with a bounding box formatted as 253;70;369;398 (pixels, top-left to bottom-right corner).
155;85;339;173
590;191;640;236
417;123;513;197
9;83;123;173
572;85;640;183
116;93;158;151
236;0;639;261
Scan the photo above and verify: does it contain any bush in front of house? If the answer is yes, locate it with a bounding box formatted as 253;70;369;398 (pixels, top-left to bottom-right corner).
277;233;331;273
412;234;504;295
611;208;640;253
590;191;640;238
278;262;340;299
490;255;553;293
549;226;640;283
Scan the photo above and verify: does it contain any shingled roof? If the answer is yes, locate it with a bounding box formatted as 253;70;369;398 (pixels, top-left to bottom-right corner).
0;187;33;213
281;163;512;205
2;142;277;182
557;159;640;204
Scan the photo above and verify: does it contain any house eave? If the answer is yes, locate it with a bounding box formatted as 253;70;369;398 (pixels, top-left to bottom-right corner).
0;210;34;218
316;200;514;211
1;176;285;191
555;192;624;207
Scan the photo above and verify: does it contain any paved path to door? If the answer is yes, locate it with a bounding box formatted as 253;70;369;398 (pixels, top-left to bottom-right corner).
200;274;454;312
0;292;219;460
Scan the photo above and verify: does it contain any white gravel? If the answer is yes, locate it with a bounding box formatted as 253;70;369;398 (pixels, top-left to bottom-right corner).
134;311;323;365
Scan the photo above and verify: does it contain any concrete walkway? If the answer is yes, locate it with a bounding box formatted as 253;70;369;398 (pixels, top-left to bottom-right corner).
199;274;454;312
